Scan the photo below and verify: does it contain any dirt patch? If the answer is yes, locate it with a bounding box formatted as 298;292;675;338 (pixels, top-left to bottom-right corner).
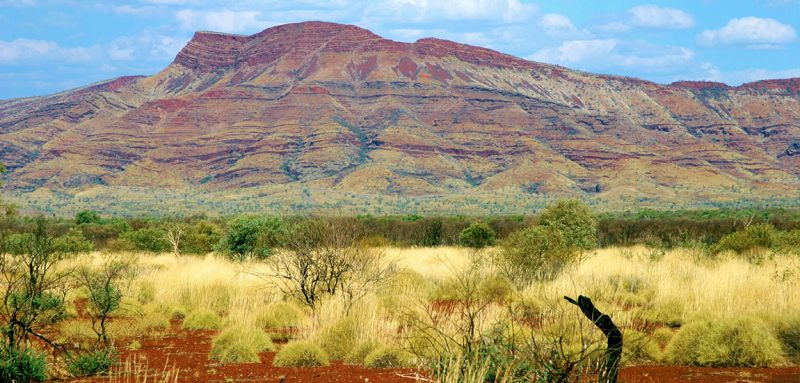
619;365;800;383
59;327;421;383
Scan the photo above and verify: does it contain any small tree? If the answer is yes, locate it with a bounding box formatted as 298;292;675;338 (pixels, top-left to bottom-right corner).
1;218;88;381
459;222;495;249
164;223;185;257
498;200;597;284
265;218;394;309
76;254;136;348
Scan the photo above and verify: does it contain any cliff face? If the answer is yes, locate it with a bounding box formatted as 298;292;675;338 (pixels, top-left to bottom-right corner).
1;21;799;213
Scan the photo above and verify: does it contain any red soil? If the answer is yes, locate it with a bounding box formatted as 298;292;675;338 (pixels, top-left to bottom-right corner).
60;325;420;383
619;365;800;383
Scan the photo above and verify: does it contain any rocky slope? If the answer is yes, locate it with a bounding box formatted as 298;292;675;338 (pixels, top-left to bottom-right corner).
1;21;799;214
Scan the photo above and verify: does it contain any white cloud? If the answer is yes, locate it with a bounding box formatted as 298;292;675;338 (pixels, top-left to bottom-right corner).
0;39;56;62
175;9;272;34
628;4;694;29
108;32;190;61
530;39;694;73
539;13;585;38
595;21;631;33
0;38;99;64
697;17;797;48
531;39;618;64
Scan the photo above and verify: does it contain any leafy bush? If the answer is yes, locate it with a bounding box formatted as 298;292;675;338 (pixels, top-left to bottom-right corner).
713;223;777;256
181;220;223;254
120;228;170;253
273;341;329;367
0;347;47;382
538;200;597;251
255;302;303;329
52;230;94;254
363;345;414;368
459;222;495;249
182;310;223;330
67;350;117;377
498;225;572;283
665;317;785;367
217;216;283;261
75;210;101;225
209;326;274;364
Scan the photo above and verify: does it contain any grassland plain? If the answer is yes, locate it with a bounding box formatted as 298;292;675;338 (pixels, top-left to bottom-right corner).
49;246;800;382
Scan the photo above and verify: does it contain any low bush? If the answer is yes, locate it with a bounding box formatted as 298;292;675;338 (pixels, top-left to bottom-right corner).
273;341;329;367
255;302;303;329
0;347;48;382
538;199;598;251
344;340;379;365
363;345;414;368
317;317;359;360
665;317;785;367
183;310;223;330
67;350;117;377
477;274;514;302
771;316;800;360
135;312;171;334
209;326;274;364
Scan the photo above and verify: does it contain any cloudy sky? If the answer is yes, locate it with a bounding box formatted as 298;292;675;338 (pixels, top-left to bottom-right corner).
1;0;798;99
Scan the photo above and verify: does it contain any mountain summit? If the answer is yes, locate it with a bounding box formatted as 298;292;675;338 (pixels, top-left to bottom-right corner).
1;21;799;214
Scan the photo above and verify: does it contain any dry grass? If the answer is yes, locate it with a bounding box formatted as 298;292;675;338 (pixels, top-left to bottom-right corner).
70;246;799;370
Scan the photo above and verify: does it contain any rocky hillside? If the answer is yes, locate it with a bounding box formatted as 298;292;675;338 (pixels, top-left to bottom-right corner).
1;21;799;214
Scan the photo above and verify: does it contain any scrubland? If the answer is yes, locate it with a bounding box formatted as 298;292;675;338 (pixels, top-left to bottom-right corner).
51;244;799;381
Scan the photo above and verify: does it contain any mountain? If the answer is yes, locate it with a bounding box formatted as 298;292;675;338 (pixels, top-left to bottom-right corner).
1;21;799;215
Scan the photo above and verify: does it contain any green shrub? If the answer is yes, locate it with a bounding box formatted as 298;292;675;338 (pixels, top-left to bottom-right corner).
67;350;117;377
120;228;170;253
317;317;359;360
75;210;101;225
538;200;597;251
459;222;495;249
498;225;573;282
209;326;274;364
183;310;222;330
344;340;379;365
665;317;785;367
216;216;283;261
0;347;48;382
273;341;329;367
181;220;223;254
713;223;777;256
255;302;303;329
363;345;414;368
772;316;800;359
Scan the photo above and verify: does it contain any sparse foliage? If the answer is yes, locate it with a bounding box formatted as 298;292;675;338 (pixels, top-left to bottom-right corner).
265;218;395;309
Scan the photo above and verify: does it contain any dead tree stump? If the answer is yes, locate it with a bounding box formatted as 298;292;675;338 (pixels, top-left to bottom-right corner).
564;295;622;383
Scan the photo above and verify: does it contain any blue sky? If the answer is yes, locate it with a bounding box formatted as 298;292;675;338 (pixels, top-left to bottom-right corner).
1;0;798;99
